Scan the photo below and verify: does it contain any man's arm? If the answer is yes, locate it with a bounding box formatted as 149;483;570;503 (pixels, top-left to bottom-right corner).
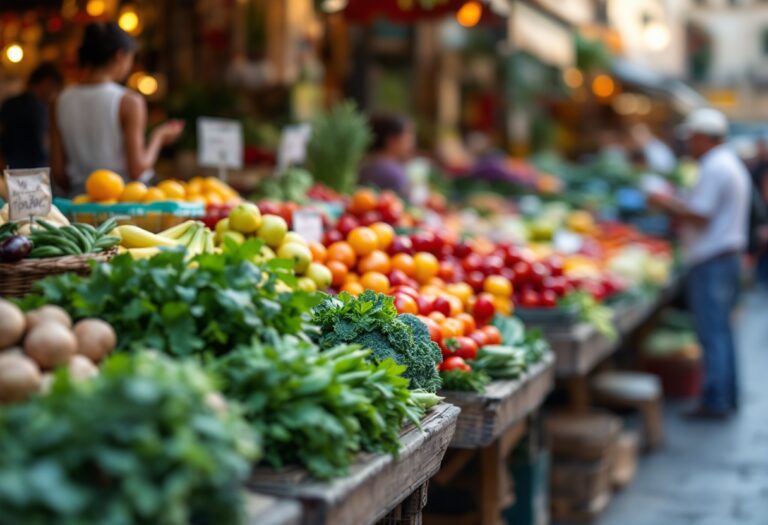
647;192;710;226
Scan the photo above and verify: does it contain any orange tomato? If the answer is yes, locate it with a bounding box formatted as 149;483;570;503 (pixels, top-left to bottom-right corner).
370;222;395;250
427;277;446;288
360;271;390;294
309;242;327;263
157;180;186;200
445;282;473;305
327;241;357;269
326;260;349;288
447;295;464;316
391;253;416;277
357;250;391;274
428;311;447;324
205;191;224;206
349;188;377;215
143;187;167;203
440;318;465;339
393;294;419;315
482;325;502;345
484;275;513;298
86;170;125;201
419;285;443;298
413;252;439;284
347;227;379;256
344;272;359;283
492;296;513;316
120;181;148;202
455;313;477;335
341;281;364;296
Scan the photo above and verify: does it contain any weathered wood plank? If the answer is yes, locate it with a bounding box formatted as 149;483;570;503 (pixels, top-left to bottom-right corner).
245;493;302;525
542;323;613;378
246;403;460;525
441;354;555;449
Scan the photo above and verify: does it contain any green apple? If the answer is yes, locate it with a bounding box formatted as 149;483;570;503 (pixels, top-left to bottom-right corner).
277;242;312;273
281;232;308;247
296;277;317;292
306;262;332;290
229;202;262;234
257;214;288;247
221;230;245;245
215;218;230;241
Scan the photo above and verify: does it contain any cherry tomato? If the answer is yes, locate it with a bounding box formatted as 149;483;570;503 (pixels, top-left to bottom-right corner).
390;285;419;299
388;269;410;287
472;294;496;325
468;330;489;348
540;289;557;308
441;319;465;339
446;336;478;360
512;261;532;285
520;289;541;308
462;253;484;273
482;325;502;345
455;312;477;335
388;236;413;255
466;271;486;293
432;296;452;316
419;316;443;345
417;295;435;315
441;355;471;372
394;294;419;315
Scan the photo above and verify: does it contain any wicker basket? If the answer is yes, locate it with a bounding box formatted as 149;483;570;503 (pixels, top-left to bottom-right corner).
0;248;117;298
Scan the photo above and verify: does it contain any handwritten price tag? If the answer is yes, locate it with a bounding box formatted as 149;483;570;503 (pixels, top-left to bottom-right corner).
197;117;244;170
4;168;52;221
292;210;323;244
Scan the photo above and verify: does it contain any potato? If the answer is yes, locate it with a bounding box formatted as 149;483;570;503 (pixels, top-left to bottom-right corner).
69;355;99;382
73;319;116;362
26;305;72;330
0;300;26;349
24;321;77;369
0;353;42;403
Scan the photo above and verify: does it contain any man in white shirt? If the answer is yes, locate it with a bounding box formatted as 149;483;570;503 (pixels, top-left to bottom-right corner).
650;108;750;419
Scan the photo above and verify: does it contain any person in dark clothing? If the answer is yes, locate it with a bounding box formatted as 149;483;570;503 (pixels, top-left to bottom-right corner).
0;63;63;170
359;114;415;199
749;139;768;286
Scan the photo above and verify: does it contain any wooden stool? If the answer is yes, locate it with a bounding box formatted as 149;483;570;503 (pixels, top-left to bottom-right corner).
591;371;664;450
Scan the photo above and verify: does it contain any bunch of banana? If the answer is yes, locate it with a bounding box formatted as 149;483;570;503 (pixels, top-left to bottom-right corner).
114;220;216;260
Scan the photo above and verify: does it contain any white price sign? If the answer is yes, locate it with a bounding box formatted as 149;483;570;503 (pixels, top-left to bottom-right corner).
4;168;52;221
277;124;312;171
197;118;244;170
292;210;323;244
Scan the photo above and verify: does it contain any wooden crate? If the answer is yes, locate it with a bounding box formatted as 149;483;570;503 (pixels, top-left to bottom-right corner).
610;431;639;489
540;323;614;378
551;491;610;523
550;457;611;503
441;354;555;449
247;403;460;525
545;411;621;462
246;493;302;525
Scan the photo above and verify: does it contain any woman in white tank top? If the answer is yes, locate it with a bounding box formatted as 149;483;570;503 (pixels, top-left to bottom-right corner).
51;22;183;197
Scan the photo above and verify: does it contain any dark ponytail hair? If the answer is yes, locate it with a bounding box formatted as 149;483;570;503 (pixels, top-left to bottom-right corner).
369;114;410;153
78;22;136;68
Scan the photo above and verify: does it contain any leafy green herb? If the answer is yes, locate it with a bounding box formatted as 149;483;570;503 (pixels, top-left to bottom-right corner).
558;291;617;341
251;167;313;204
312;291;443;392
439;369;491;393
209;336;424;479
19;240;322;357
0;352;258;525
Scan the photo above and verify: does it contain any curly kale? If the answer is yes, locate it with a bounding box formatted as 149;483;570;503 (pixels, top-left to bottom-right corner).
312;292;443;393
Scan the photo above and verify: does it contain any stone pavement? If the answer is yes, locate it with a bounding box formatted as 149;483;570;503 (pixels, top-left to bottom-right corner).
596;291;768;525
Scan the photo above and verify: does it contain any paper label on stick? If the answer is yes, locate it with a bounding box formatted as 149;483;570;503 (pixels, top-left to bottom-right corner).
277;124;311;172
4;168;52;221
292;210;323;243
197;117;244;170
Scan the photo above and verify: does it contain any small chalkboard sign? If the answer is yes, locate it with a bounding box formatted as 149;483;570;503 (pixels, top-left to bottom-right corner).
4;168;52;221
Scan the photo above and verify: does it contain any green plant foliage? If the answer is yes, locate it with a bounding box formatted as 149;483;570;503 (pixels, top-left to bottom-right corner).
0;352;258;525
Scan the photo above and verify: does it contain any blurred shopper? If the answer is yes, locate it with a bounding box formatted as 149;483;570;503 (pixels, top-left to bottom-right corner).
359;114;414;199
650;108;750;419
631;123;677;174
0;63;63;170
749;139;768;287
51;22;183;196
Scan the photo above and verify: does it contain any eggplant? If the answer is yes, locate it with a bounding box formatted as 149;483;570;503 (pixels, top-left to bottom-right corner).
0;235;33;262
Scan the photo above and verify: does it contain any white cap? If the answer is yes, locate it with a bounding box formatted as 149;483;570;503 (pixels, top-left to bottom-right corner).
677;107;729;138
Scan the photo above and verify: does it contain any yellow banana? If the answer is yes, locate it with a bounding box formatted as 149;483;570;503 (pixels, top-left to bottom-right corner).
158;220;197;240
114;225;180;249
127;247;161;260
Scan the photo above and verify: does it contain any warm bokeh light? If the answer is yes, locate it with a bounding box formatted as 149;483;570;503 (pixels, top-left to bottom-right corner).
86;0;106;17
321;0;348;13
118;10;140;34
643;21;671;51
137;75;159;96
457;1;482;28
592;74;615;98
563;67;584;89
5;44;24;64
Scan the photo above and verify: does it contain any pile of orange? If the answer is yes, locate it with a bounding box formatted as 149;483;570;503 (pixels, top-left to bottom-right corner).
75;172;240;206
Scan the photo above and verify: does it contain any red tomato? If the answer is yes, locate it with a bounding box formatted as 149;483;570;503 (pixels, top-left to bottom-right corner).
482;255;505;275
453;242;472;258
468;330;489;348
445;336;478;360
520;289;541;308
482;325;502;345
466;271;486;293
540;289;557;308
432;296;452;316
462;253;484;273
388;269;410;287
512;261;532;285
417;295;435;315
394;294;419;315
390;285;419;299
441;355;471;372
419;316;443;345
388;236;413;255
472;294;496;325
336;214;360;236
323;229;344;246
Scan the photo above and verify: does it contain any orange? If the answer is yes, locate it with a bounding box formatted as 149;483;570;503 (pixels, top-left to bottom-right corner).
120;181;148;202
347;227;379;256
370;222;395;250
455;313;477;335
391;253;416;277
357;250;391;275
327;260;348;288
97;198;118;205
187;178;204;196
309;242;327;263
327;241;357;269
484;275;513;298
344;272;359;284
72;194;91;204
349;188;377;215
440;318;464;339
413;252;439;284
158;180;186;200
143;187;167;202
341;281;364;296
86;170;124;201
204;191;223;206
359;271;390;294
